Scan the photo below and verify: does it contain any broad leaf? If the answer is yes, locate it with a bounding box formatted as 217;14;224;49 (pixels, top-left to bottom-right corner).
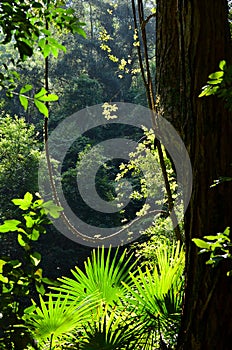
18;234;28;247
42;201;63;218
192;238;210;249
12;192;33;210
208;71;224;80
34;99;49;118
30;228;40;241
34;87;47;99
19;94;29;110
20;84;32;94
30;252;41;266
0;219;21;232
38;93;58;102
219;60;226;70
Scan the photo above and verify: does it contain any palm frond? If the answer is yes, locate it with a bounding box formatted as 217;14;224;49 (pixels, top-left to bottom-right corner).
77;307;141;350
52;246;136;307
123;241;185;345
23;292;98;347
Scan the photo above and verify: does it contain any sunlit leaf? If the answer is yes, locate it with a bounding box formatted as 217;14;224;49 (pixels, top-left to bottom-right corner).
30;252;41;266
20;84;33;94
0;219;21;232
208;71;224;80
34;99;49;118
30;228;40;241
38;94;59;102
42;201;63;218
219;60;226;70
24;215;34;228
76;27;87;38
19;95;29;110
34;88;47;99
192;238;210;249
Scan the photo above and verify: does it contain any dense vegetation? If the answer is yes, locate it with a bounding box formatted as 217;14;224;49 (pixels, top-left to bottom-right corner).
0;0;231;349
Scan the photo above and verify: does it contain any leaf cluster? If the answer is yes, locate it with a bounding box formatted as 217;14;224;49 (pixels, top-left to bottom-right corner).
199;60;232;110
0;192;62;348
23;242;184;349
193;227;232;275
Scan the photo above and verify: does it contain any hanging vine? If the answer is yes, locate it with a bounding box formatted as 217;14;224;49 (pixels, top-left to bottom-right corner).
131;0;182;242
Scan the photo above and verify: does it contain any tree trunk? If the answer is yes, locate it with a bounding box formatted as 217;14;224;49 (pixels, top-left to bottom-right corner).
156;1;232;349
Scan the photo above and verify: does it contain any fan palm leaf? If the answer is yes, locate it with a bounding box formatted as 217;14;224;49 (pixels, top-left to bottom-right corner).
123;241;185;346
52;246;136;307
23;292;98;348
76;307;142;350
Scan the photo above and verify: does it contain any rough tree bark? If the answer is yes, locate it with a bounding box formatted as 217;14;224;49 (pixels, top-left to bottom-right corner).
156;1;232;349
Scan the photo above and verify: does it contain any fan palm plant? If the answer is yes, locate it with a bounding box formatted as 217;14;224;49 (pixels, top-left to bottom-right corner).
23;292;99;349
52;246;136;307
122;241;185;348
23;244;184;349
74;307;142;350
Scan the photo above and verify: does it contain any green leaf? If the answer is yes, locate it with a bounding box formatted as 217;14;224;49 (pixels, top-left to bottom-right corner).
20;84;33;94
42;201;63;218
34;88;47;99
50;45;58;58
199;85;220;97
0;274;8;283
34;99;49;118
207;79;222;85
30;252;41;266
30;228;40;241
23;192;33;204
76;27;87;38
43;45;51;58
192;238;211;249
19;94;29;110
35;282;46;295
203;235;218;241
47;37;66;52
38;38;46;49
219;60;226;70
17;40;33;59
38;94;59;102
0;259;7;273
24;215;34;228
41;29;51;36
223;227;230;236
10;260;22;268
208;71;224;79
42;277;60;286
34;268;43;280
199;85;211;97
12;192;33;210
18;234;27;247
0;219;21;232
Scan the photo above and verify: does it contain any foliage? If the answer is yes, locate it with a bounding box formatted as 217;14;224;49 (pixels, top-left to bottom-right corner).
0;192;62;349
76;308;141;350
19;85;59;119
114;127;180;239
0;0;153;121
0;0;86;118
52;247;135;307
199;60;232;109
193;227;232;275
20;242;184;349
0;192;184;349
133;216;183;265
23;293;99;349
0;1;184;349
0;115;40;219
123;241;185;348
